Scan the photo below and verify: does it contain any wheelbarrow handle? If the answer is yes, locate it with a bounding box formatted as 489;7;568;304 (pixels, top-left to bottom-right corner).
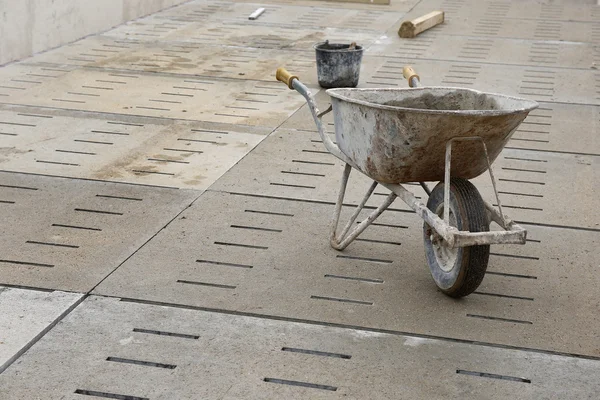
403;66;420;88
276;67;298;89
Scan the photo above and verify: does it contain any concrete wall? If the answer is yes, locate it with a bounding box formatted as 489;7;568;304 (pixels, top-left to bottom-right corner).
0;0;189;66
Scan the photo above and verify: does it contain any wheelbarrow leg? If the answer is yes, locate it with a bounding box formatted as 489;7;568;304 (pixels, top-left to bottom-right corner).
330;164;397;250
330;163;352;246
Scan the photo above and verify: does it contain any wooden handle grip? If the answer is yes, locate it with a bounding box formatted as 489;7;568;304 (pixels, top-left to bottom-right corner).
403;66;420;87
276;67;298;89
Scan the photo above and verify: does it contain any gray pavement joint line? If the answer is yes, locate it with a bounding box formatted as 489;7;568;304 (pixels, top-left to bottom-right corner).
87;194;203;294
0;294;86;375
115;296;600;362
214;190;600;233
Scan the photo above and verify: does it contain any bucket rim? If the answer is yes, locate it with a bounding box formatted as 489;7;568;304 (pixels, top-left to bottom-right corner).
314;41;364;53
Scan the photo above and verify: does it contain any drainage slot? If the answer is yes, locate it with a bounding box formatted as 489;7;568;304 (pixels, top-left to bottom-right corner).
370;222;408;229
0;259;54;268
36;160;80;166
133;328;199;339
177;280;236;289
473;291;534;301
91;130;129;136
74;139;114;145
311;295;373;305
324;274;383;284
132;170;175;176
282;347;351;359
52;223;101;231
191;128;229;134
0;184;38;191
486;271;537;279
494;204;542;211
26;241;79;249
336;255;392;264
230;225;282;233
466;314;532;325
96;195;142;201
108;122;143;127
75;208;123;215
497;191;543;198
501;167;546;174
196;259;253;269
244;209;293;217
106;357;176;369
270;182;315;189
214;241;268;250
263;378;337;392
499;178;545;185
355;238;401;246
0;121;36;127
281;171;325;177
456;369;531;383
148;158;190;164
163;148;203;154
74;389;148;399
56;150;97;155
490;253;539;261
177;138;218;144
292;159;335;166
302;149;330;155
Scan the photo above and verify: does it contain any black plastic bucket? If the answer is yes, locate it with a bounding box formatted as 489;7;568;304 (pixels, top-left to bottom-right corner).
314;41;363;88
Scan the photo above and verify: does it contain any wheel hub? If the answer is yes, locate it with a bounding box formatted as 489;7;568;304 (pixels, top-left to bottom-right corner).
431;206;458;272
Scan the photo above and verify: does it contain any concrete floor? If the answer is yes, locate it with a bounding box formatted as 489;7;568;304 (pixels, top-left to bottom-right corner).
0;0;599;398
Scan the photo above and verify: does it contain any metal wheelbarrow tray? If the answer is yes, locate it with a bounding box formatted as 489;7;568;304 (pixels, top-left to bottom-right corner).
276;67;539;298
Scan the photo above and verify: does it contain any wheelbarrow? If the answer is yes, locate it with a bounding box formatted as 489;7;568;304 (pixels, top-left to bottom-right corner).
275;66;539;298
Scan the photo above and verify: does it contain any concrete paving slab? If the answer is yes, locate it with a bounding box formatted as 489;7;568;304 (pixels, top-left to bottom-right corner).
400;0;600;43
231;0;417;11
410;0;600;24
1;296;598;399
0;104;269;189
155;1;404;31
104;17;384;52
30;36;320;85
0;287;82;372
94;190;600;357
360;56;600;105
368;32;599;70
0;171;198;292
208;127;599;229
0;64;311;127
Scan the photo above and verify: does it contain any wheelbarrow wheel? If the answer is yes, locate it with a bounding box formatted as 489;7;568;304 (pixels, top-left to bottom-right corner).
423;178;490;298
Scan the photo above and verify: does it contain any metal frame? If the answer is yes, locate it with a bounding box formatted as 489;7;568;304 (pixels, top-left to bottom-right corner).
291;79;527;251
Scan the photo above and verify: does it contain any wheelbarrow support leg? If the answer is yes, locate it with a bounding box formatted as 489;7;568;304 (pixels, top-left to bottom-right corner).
445;137;507;227
330;164;397;250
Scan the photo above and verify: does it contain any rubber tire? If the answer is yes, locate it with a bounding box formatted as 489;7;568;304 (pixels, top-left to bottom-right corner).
423;178;490;298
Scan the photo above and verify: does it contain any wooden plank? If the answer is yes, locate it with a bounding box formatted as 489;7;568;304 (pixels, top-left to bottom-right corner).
399;10;445;38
